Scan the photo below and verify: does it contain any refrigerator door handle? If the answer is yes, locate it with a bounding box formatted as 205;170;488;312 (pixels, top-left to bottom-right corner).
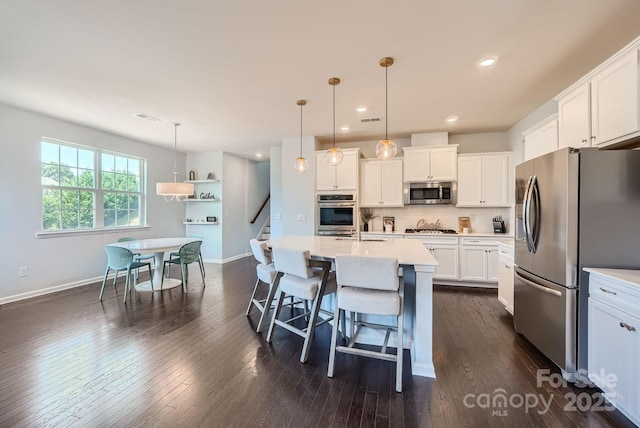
523;175;534;252
516;271;562;297
531;175;541;253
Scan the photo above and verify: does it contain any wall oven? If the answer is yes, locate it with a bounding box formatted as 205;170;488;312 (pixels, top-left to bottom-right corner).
404;181;456;205
316;194;357;237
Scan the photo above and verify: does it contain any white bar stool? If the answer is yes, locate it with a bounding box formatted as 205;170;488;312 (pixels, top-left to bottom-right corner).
328;254;405;392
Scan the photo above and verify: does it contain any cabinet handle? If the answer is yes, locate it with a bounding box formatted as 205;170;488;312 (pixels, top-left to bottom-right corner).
505;265;511;270
581;139;587;143
599;287;617;295
591;136;596;140
619;322;636;332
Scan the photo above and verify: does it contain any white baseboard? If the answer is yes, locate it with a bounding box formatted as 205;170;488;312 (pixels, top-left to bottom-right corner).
203;253;252;264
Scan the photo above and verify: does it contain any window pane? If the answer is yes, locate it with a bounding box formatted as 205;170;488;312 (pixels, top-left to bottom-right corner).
59;165;78;187
104;209;115;227
129;209;140;226
127;175;140;192
61;190;79;211
116;209;128;226
41;164;60;185
102;172;115;190
115;156;127;173
104;192;116;210
78;149;93;169
60;145;77;167
41;142;59;164
78;169;95;188
43;188;61;209
102;153;115;172
130;194;139;209
114;173;128;191
61;210;79;229
128;158;140;176
78;190;94;209
115;193;128;210
79;210;94;228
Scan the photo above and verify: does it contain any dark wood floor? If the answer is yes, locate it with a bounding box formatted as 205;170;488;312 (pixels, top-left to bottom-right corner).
0;257;634;428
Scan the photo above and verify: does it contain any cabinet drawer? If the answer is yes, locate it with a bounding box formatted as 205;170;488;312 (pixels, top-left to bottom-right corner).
459;237;499;247
404;235;458;245
589;275;640;316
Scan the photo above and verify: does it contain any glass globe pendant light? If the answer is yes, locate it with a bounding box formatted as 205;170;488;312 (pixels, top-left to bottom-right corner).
325;77;344;166
375;57;398;160
294;99;308;173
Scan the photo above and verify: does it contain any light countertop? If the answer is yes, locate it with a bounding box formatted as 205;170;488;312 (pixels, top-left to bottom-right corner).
583;267;640;288
362;231;514;238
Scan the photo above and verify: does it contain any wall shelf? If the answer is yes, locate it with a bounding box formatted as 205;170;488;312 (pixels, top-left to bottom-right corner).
185;198;221;202
183;179;221;183
183;221;219;225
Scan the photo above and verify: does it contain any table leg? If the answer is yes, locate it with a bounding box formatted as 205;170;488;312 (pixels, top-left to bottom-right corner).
134;251;182;292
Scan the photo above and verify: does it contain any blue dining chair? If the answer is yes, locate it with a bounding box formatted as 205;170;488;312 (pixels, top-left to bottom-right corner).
161;241;205;292
100;245;154;303
167;235;203;278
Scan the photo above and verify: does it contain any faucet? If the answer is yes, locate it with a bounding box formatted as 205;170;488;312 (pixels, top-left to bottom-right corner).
416;219;425;229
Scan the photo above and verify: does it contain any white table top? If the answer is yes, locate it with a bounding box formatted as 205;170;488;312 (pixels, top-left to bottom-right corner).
268;235;438;267
110;237;201;254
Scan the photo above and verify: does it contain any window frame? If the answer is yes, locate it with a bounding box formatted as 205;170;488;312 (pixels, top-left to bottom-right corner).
38;137;148;238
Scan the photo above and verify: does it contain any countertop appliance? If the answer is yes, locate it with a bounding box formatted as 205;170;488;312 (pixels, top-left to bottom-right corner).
514;147;640;382
316;193;357;237
404;182;456;205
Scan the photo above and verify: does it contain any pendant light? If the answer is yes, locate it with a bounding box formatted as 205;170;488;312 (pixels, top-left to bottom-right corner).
376;57;398;160
294;99;308;173
156;122;194;201
325;77;344;166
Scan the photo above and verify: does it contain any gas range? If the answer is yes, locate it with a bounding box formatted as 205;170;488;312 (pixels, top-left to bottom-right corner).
404;228;458;234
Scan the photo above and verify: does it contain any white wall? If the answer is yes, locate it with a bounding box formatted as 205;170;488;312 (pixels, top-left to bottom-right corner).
450;132;511;153
0;103;186;303
270;146;283;238
281;136;317;236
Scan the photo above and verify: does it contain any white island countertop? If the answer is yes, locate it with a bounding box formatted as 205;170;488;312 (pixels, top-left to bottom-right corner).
268;235;438;378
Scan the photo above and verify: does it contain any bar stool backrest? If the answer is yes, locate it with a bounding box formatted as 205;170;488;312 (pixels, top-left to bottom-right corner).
335;255;399;291
250;239;271;265
272;246;312;279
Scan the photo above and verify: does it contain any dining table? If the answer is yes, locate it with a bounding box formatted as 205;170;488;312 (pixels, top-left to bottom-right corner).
109;237;202;291
268;235;438;379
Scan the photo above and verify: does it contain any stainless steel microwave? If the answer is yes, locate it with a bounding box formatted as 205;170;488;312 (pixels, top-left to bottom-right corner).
404;182;456;205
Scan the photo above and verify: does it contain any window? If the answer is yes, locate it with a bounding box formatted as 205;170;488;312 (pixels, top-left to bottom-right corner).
41;138;146;231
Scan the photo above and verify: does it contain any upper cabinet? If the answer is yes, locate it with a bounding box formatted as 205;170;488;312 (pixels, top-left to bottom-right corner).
315;148;359;191
555;39;640;149
522;114;559;161
402;145;458;182
457;152;511;207
359;159;404;207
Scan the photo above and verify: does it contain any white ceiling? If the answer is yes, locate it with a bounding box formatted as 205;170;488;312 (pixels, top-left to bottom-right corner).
1;1;639;159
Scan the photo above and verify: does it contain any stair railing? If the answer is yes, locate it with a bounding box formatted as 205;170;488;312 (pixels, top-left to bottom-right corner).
250;194;270;224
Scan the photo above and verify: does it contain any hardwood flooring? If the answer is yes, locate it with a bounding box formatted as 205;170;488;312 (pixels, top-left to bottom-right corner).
0;257;634;427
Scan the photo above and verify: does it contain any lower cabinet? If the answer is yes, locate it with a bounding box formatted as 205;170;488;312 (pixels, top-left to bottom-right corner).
459;246;499;281
405;236;458;281
586;269;640;426
497;243;514;314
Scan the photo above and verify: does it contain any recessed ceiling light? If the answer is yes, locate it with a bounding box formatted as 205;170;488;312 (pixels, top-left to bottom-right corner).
340;125;350;131
355;106;367;112
478;57;497;67
255;153;263;158
446;116;459;123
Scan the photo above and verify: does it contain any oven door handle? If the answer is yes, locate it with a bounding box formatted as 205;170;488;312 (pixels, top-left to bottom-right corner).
516;271;562;297
318;203;356;207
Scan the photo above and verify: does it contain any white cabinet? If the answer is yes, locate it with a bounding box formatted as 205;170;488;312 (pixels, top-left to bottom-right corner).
402;145;457;182
359;159;403;207
406;236;458;280
459;237;511;282
497;242;514;314
557;83;592;149
522;114;559;161
556;44;640;149
315;148;359;191
456;153;511;207
590;49;640;147
586;268;640;426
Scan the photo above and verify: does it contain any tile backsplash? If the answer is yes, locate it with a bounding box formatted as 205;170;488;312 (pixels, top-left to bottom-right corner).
364;205;513;234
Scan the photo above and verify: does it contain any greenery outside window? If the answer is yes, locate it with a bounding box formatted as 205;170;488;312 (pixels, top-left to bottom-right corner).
41;138;146;231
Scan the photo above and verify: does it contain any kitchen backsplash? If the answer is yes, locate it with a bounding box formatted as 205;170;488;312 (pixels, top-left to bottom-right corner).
364;205;513;234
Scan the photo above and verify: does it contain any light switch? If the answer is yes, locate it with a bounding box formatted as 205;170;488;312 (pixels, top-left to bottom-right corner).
274;213;281;220
296;214;306;221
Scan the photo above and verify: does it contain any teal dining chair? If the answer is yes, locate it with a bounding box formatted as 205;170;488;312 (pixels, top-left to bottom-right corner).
161;241;205;292
117;237;155;264
100;245;154;303
167;235;204;278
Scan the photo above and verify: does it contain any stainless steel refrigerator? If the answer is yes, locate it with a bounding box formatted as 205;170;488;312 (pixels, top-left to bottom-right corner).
514;147;640;382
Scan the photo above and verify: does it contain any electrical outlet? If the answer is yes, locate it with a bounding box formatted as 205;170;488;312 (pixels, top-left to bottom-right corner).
274;213;281;220
296;214;306;221
19;266;29;277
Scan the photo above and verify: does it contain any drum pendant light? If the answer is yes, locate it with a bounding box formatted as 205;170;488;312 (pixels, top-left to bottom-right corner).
294;99;308;173
325;77;344;166
376;57;398;160
156;123;194;201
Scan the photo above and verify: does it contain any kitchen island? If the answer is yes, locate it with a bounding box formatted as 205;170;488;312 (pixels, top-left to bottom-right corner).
268;235;438;378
